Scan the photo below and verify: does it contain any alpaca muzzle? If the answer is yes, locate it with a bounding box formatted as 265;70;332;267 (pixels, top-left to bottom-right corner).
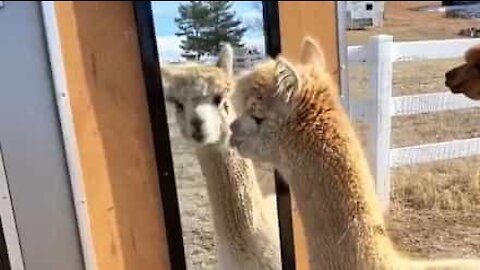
445;67;466;94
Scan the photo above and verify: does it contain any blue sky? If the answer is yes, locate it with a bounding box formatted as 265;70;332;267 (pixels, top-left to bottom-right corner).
152;1;265;62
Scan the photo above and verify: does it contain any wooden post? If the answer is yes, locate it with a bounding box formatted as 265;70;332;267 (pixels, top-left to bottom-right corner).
277;2;340;269
367;35;393;210
54;2;171;269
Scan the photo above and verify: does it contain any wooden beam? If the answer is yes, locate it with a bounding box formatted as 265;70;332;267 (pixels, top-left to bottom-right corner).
278;2;340;269
279;1;339;72
55;2;171;269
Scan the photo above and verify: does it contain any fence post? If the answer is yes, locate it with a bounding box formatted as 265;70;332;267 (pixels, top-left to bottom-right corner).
336;1;350;115
367;35;393;211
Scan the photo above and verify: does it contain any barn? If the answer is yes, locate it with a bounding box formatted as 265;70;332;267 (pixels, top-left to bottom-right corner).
346;1;384;30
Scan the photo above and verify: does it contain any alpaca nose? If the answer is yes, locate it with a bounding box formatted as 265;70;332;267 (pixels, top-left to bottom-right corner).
445;69;456;83
229;121;241;147
230;120;240;135
445;69;460;92
191;117;202;130
445;69;462;94
191;118;204;142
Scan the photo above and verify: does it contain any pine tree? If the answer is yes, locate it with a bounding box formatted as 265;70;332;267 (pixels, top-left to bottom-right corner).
174;1;211;60
205;1;248;54
174;1;247;60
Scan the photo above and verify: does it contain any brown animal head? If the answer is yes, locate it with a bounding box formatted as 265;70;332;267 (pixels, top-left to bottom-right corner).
229;37;337;166
445;44;480;100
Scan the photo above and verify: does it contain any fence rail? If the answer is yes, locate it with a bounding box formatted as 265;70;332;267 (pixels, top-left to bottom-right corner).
391;137;480;168
345;35;480;206
393;92;480;116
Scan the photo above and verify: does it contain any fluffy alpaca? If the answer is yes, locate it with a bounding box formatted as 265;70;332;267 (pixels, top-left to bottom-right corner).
230;37;480;270
161;44;281;270
445;43;480;100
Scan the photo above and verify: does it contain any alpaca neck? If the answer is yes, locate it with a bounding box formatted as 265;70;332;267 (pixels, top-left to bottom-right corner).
278;106;398;270
195;144;272;246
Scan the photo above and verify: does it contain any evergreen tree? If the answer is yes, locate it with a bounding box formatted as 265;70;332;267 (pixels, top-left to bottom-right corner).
174;1;211;60
205;1;248;54
174;1;247;59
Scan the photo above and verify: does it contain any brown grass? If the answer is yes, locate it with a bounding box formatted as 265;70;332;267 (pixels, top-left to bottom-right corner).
392;160;480;211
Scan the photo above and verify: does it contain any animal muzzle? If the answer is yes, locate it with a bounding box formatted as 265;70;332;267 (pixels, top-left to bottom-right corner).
190;117;204;143
229;120;244;148
445;68;464;94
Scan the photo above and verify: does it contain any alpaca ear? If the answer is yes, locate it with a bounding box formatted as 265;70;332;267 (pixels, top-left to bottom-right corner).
300;37;326;70
465;44;480;64
274;57;300;102
216;42;234;76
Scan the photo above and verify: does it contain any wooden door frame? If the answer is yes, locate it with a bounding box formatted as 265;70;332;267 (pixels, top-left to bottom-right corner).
133;2;186;269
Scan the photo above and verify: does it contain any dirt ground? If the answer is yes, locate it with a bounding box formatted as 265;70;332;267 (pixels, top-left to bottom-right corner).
165;2;480;269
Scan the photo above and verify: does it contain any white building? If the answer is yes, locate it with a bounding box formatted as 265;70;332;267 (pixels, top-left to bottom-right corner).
346;1;385;30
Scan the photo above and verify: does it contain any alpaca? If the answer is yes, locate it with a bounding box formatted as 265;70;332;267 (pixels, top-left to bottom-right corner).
445;43;480;100
230;37;480;270
161;43;281;270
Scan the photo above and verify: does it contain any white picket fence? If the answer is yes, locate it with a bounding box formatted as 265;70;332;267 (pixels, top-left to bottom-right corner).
345;35;480;206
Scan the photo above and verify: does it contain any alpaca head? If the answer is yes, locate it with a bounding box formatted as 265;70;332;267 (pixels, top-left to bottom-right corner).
445;44;480;100
162;43;235;146
230;37;335;165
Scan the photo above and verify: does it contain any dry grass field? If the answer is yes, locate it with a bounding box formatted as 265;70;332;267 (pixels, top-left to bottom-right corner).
349;0;480;261
163;2;480;268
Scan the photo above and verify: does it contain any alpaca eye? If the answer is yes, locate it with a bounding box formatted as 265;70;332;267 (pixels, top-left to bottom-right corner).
213;94;222;106
174;101;184;112
252;116;264;125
